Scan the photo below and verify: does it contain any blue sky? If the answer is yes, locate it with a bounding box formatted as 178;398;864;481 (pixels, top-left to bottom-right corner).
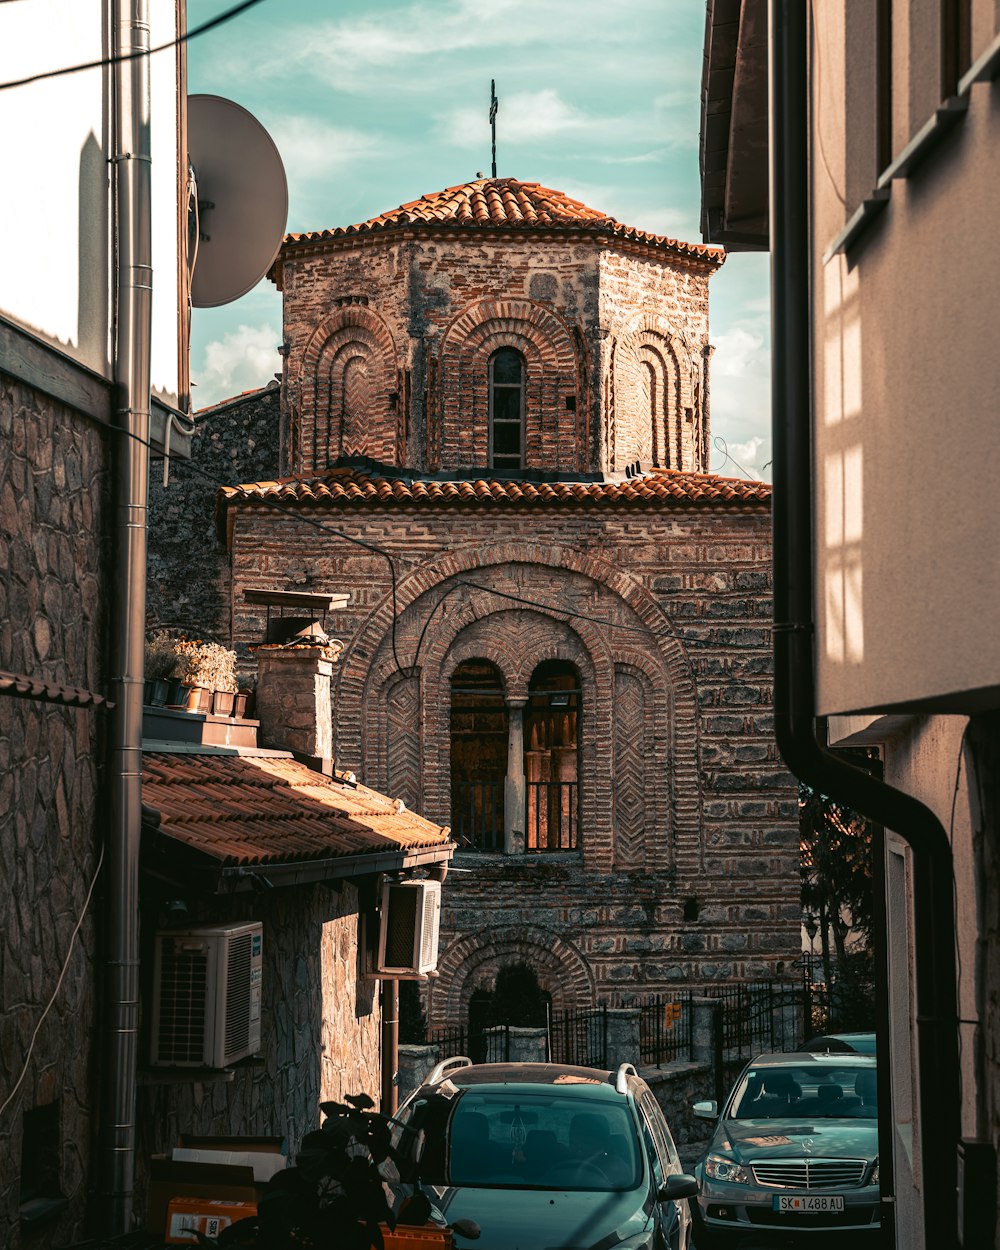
187;0;771;478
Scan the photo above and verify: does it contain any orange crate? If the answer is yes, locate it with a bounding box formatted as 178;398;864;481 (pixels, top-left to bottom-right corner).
164;1196;257;1243
380;1223;453;1248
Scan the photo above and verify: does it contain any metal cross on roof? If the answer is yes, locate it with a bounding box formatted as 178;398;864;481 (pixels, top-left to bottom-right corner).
490;79;498;178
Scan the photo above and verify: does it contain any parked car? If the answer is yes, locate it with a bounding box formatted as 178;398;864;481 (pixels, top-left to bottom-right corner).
691;1051;880;1246
803;1032;876;1054
389;1057;698;1249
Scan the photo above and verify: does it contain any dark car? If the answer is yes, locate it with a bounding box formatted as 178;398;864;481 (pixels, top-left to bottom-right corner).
803;1032;877;1054
391;1057;698;1250
691;1051;880;1246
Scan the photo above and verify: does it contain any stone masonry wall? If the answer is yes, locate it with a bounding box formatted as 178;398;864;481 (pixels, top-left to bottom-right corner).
0;374;109;1249
135;879;380;1216
227;498;800;1028
279;234;714;478
146;382;280;644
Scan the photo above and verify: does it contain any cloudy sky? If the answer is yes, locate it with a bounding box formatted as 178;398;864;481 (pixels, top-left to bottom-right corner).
187;0;771;478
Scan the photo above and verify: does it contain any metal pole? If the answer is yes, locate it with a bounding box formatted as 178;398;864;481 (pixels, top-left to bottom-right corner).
381;978;399;1116
102;0;152;1232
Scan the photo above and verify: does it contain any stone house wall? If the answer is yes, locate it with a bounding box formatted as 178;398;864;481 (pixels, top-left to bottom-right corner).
226;497;800;1025
278;234;713;477
146;382;280;645
135;879;380;1214
0;374;110;1248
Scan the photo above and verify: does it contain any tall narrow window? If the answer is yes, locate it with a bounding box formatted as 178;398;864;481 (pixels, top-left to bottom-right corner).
524;661;580;851
489;349;524;473
450;660;507;851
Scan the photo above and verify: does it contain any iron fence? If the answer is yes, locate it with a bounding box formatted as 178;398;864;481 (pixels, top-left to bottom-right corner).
428;1021;512;1064
548;1005;608;1068
635;993;694;1067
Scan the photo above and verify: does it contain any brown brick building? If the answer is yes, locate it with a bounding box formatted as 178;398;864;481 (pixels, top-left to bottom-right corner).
194;177;799;1031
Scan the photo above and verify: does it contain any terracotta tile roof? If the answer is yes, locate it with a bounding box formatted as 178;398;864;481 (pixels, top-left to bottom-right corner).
279;177;724;268
143;752;451;871
0;668;111;709
220;466;770;512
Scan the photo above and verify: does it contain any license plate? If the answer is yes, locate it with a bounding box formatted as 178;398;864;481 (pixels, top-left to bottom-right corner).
773;1194;845;1212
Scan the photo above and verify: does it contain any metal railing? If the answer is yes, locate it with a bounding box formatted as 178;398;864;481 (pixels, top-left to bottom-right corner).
428;1022;511;1064
636;994;694;1067
451;780;504;851
526;780;578;851
548;1006;607;1068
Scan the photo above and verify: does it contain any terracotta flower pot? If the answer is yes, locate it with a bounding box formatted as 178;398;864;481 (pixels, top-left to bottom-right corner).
183;685;211;713
233;691;249;718
212;690;236;717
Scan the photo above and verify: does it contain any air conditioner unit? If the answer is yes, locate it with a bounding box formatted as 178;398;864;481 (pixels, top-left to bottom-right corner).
376;880;441;977
150;922;263;1068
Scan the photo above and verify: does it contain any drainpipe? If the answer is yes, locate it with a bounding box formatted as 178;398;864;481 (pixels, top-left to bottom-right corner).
768;4;959;1249
102;0;152;1232
381;978;399;1116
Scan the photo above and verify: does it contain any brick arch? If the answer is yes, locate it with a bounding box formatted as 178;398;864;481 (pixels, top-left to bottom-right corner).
431;298;581;472
297;306;398;470
612;325;684;471
335;541;701;868
428;923;596;1025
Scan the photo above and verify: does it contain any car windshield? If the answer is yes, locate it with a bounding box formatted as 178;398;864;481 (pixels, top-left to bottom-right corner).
428;1090;643;1191
728;1062;878;1120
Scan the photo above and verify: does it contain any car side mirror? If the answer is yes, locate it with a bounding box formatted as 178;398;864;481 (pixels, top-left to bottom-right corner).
658;1173;699;1202
693;1100;718;1120
451;1218;481;1241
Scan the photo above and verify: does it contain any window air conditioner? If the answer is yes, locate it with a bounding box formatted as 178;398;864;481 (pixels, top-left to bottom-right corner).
150;922;263;1068
376;880;441;977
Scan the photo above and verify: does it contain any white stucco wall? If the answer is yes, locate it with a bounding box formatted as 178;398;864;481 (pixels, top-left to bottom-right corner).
810;7;1000;716
0;0;182;402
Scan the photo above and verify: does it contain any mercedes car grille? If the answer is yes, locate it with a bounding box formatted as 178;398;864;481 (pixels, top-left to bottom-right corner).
751;1158;869;1188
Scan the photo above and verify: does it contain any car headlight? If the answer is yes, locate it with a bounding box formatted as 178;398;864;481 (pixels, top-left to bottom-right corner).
704;1154;750;1184
870;1158;879;1185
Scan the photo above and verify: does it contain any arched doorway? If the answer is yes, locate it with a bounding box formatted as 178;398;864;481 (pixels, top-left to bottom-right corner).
450;659;508;850
525;660;580;850
467;962;552;1061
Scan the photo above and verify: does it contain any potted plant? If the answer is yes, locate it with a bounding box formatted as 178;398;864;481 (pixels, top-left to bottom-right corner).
233;686;253;719
143;631;180;706
175;640;238;714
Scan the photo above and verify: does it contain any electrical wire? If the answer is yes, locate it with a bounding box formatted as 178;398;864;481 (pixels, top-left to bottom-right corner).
713;435;761;482
0;0;268;92
0;843;105;1121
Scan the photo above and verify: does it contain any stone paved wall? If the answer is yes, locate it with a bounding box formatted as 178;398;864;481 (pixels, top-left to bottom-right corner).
146;382;280;646
227;499;800;1026
135;879;380;1215
0;374;109;1248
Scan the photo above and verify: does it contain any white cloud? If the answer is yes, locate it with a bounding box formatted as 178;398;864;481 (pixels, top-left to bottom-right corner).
192;323;282;411
712;326;768;378
440;89;588;148
269;116;390;181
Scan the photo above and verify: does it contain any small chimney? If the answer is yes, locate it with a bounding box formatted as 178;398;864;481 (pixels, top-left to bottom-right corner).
246;589;348;770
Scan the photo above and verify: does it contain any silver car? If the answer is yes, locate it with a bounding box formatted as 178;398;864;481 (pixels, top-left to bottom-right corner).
692;1051;880;1245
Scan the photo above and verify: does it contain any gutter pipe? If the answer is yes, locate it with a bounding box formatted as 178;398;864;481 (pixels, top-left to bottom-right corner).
768;4;959;1248
102;0;152;1232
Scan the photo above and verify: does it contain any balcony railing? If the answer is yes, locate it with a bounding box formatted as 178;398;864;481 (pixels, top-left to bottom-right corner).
451;780;504;851
526;780;578;851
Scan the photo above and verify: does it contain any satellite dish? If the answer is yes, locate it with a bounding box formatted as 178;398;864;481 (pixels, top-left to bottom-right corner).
188;94;288;308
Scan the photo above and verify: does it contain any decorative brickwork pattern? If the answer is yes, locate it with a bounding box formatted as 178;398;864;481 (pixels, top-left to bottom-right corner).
298;307;397;469
613;667;650;870
435;298;581;471
385;673;422;813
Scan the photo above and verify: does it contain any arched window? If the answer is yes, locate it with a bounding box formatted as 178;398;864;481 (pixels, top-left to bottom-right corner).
524;660;580;851
489;348;525;472
450;660;508;850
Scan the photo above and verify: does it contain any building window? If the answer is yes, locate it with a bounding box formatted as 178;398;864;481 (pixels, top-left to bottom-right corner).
450;660;507;851
489;348;524;473
525;660;580;851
